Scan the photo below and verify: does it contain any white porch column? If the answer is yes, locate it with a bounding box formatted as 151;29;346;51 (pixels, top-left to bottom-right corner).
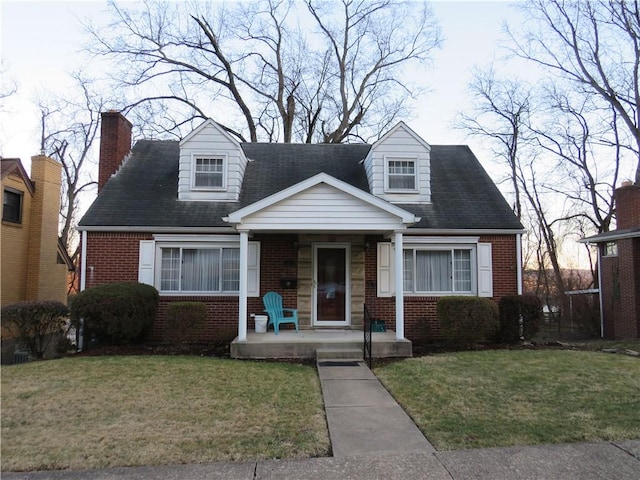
394;231;404;340
238;230;249;342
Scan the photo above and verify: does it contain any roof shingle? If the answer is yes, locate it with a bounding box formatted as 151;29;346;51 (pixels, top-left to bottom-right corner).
79;140;523;231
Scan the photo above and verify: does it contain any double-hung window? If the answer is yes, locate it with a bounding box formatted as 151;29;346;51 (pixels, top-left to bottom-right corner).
403;247;474;294
160;246;240;293
3;189;23;223
386;158;417;191
193;157;225;189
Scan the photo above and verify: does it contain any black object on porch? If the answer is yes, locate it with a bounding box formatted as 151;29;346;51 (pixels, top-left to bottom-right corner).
364;305;373;368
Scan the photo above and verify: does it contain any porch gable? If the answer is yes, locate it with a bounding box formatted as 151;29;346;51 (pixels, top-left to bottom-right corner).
225;172;417;232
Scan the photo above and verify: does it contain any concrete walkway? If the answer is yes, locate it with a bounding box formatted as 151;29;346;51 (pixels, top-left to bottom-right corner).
317;359;435;456
4;360;640;479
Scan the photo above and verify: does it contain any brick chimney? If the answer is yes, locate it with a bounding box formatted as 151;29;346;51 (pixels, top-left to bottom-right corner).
615;180;640;230
26;155;64;301
98;111;132;193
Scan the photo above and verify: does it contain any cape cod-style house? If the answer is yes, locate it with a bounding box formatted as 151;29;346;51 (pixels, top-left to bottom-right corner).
77;111;524;358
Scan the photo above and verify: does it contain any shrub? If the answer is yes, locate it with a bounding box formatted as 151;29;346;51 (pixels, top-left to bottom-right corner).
437;296;499;348
164;302;207;343
498;295;543;343
70;282;158;346
1;301;69;359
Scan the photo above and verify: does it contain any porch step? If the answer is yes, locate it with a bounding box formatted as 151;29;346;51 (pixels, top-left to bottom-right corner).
316;348;363;361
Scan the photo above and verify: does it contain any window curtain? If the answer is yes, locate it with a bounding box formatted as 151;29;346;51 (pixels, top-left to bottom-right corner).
416;250;451;292
182;249;219;291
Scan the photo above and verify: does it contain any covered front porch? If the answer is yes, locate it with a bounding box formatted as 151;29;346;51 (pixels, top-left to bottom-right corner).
225;173;419;359
230;328;412;360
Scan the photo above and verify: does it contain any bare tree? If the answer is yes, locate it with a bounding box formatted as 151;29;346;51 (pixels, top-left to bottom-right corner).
305;0;441;143
39;73;104;293
509;0;640;184
457;68;532;219
0;61;17;109
531;86;622;234
88;0;442;143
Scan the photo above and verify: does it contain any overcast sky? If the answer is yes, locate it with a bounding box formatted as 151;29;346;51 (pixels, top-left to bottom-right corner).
0;0;527;172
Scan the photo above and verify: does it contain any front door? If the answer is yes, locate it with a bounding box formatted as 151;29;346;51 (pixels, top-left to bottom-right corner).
313;244;350;326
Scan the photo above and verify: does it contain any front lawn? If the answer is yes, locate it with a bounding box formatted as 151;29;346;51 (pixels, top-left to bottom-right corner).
375;350;640;450
1;356;329;472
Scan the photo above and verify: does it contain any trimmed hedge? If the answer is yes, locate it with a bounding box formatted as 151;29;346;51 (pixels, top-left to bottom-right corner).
70;282;159;346
498;295;543;343
164;302;207;343
437;296;499;348
1;300;69;359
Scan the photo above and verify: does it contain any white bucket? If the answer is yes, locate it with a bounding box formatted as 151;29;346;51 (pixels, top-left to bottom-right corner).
254;315;268;333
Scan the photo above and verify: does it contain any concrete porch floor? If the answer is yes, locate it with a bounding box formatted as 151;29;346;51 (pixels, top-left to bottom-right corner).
230;329;412;359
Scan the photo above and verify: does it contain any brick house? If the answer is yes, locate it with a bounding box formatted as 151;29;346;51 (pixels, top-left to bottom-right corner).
1;155;74;363
580;182;640;338
78;112;524;358
1;155;73;306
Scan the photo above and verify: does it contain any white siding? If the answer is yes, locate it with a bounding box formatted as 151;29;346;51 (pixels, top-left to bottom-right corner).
363;123;431;203
239;183;405;230
178;121;247;201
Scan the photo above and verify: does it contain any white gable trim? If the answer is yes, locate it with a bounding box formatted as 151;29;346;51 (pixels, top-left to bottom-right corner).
180;118;243;149
372;121;431;152
225;172;418;226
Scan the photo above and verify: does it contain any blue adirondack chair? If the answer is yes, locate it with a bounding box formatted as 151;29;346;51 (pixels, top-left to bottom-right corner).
263;291;299;335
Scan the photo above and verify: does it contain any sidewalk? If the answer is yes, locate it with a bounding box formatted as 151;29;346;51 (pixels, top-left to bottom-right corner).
3;360;639;480
4;440;639;480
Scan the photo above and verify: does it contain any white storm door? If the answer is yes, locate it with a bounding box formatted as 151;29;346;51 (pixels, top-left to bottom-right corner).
313;244;350;327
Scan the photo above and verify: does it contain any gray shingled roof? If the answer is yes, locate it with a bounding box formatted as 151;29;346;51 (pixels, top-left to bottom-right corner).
79;140;523;231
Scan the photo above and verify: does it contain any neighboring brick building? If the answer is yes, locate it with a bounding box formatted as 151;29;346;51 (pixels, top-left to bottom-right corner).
1;155;74;362
78;112;524;357
1;156;73;306
581;182;640;338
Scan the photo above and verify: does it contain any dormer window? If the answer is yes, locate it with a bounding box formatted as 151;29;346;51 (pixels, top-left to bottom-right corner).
386;157;417;191
193;155;226;189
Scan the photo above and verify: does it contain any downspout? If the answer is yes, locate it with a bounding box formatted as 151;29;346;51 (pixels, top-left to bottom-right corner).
516;233;523;340
596;245;604;338
516;233;523;295
80;230;87;292
78;230;88;352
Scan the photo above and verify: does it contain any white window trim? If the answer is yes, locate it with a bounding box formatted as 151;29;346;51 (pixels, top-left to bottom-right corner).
402;244;477;296
603;241;618;257
384;156;419;193
378;238;492;298
191;153;227;191
153;240;260;297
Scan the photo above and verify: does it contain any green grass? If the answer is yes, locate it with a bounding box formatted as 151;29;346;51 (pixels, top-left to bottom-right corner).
1;356;329;472
375;350;640;450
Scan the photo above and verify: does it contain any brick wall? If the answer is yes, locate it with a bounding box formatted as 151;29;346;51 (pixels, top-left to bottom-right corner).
1;173;33;306
25;156;68;304
366;234;519;343
98;111;132;193
84;232;520;344
84;232;292;342
615;184;640;230
600;238;640;338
